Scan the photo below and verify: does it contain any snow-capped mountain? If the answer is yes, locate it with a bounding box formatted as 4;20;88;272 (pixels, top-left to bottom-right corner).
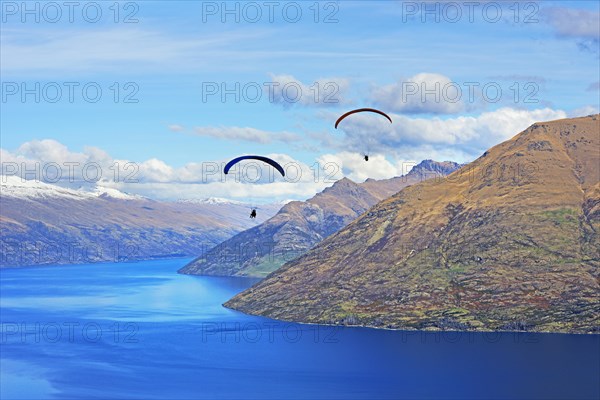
177;197;245;205
1;176;142;200
0;176;281;268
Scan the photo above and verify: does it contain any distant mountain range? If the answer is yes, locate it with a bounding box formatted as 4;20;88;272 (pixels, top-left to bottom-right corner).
179;160;461;277
0;177;280;267
226;114;600;334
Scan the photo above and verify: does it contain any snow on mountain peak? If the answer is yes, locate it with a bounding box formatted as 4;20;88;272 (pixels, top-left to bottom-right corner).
92;186;143;200
0;176;142;201
1;175;88;200
178;197;245;205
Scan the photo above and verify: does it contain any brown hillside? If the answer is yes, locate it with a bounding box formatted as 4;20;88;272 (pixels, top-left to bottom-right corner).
226;115;600;333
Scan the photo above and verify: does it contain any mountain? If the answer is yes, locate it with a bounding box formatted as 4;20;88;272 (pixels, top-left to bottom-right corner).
0;177;280;267
178;160;461;277
225;114;600;334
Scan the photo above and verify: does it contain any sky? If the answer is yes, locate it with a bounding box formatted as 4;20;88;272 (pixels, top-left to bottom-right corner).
1;0;599;202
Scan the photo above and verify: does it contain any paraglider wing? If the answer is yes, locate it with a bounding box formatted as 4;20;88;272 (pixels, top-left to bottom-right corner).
334;108;392;129
224;155;285;177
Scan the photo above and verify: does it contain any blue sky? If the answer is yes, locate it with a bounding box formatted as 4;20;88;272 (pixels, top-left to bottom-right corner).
1;0;599;201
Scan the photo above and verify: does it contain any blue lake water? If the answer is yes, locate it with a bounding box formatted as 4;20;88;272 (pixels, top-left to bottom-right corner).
1;258;598;399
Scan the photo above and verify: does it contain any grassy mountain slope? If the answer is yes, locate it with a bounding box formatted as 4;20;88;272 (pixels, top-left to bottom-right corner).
226;115;600;333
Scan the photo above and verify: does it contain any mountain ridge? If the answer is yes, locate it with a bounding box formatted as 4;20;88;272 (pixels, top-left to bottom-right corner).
178;160;461;277
0;178;281;267
225;114;600;333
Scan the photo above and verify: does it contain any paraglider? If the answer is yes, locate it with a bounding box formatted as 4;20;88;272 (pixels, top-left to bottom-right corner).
224;155;285;219
334;108;392;161
334;108;392;129
224;155;285;177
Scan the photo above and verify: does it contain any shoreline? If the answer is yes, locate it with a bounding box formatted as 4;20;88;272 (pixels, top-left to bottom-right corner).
222;303;600;336
0;255;194;270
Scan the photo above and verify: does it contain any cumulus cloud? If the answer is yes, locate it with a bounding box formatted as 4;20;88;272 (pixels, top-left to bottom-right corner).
16;139;88;164
266;73;351;108
321;107;567;161
1;107;578;201
0;140;333;202
317;152;418;182
370;73;465;114
192;126;300;144
137;158;175;183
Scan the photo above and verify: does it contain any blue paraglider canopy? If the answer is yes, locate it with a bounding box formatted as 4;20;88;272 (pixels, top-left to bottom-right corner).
224;155;285;177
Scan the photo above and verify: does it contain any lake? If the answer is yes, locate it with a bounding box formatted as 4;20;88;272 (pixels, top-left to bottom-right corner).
1;259;598;399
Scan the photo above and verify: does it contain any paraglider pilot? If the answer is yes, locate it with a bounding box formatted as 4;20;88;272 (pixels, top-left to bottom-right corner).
222;156;285;222
335;109;391;164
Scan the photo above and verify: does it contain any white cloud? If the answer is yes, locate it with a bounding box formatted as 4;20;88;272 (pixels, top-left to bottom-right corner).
137;158;175;183
568;106;599;118
1;108;578;201
108;180;330;203
317;152;415;182
321;107;568;161
0;140;333;202
192;126;300;144
168;124;185;132
16;139;87;164
370;73;464;114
